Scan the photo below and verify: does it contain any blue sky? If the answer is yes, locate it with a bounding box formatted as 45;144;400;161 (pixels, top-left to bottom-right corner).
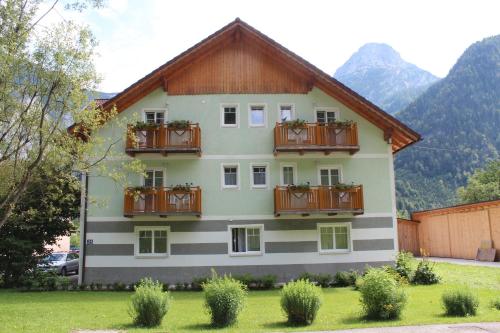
45;0;500;92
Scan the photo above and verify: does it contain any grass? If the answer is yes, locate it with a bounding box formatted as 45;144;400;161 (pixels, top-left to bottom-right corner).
0;262;499;333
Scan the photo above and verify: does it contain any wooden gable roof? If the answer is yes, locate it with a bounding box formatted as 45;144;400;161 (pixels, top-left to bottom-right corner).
97;18;420;152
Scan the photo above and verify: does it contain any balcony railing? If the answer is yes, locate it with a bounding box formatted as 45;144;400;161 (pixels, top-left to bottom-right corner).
125;123;201;156
274;185;364;216
124;186;202;217
274;122;359;155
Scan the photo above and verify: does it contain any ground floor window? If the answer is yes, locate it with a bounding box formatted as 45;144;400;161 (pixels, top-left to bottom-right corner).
318;223;350;253
135;227;169;256
229;225;263;255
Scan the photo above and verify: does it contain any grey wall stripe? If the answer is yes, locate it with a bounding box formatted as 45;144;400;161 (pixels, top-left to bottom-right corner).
84;261;393;284
266;241;317;253
353;239;394;251
87;217;393;233
171;243;228;255
86;244;133;256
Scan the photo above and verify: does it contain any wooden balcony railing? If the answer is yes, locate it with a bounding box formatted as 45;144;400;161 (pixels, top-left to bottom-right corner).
274;122;359;155
125;123;201;156
274;185;364;216
124;186;202;217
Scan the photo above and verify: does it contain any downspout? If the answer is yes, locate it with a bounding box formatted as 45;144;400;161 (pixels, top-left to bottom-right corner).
78;172;88;285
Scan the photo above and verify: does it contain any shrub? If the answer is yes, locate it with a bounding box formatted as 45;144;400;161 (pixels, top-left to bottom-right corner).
491;298;500;310
315;274;332;288
232;273;277;290
113;282;127;291
280;279;322;325
192;277;209;291
233;273;254;289
412;260;440;285
359;268;407;320
129;278;171;327
203;273;247;327
395;251;414;280
259;275;277;290
18;270;69;291
442;289;479;316
333;270;359;287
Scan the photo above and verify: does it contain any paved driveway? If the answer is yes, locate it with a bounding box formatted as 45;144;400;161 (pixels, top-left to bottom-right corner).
308;322;500;333
423;257;500;268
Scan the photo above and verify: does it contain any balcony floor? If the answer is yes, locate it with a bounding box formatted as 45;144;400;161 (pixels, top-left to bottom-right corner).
125;147;201;157
275;209;364;217
274;145;360;155
124;211;201;218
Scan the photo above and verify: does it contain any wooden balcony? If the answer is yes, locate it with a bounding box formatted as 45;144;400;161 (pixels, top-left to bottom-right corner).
125;123;201;156
124;186;202;217
274;122;359;155
274;185;364;216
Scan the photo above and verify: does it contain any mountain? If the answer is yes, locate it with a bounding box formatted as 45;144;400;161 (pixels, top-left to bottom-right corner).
334;43;439;114
395;35;500;213
95;91;117;99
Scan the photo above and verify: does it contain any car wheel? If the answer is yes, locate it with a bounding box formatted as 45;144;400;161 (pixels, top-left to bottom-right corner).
75;269;79;275
61;267;67;276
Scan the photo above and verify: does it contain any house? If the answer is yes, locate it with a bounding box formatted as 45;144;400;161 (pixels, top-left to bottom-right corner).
78;19;420;285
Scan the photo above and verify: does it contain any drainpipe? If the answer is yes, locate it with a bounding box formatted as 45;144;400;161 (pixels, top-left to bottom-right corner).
78;172;89;285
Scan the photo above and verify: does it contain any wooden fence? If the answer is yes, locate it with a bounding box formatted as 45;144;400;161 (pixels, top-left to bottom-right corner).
397;219;420;256
398;200;500;261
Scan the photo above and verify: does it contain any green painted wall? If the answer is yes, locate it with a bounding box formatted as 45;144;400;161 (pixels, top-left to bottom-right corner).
88;87;394;217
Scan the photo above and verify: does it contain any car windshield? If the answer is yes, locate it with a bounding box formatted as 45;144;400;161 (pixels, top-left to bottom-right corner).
46;253;65;262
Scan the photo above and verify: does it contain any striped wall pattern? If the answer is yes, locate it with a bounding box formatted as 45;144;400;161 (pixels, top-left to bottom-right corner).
84;217;396;283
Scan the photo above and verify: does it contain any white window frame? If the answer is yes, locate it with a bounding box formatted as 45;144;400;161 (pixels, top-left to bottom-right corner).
228;224;264;256
221;163;240;190
277;103;295;122
220;103;240;128
134;226;171;258
141;168;166;187
317;222;352;254
142;108;167;124
314;106;339;123
248;103;267;128
249;162;270;189
279;162;298;186
317;164;343;186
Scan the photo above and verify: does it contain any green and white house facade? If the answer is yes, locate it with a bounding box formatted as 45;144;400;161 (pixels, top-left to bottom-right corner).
78;19;420;285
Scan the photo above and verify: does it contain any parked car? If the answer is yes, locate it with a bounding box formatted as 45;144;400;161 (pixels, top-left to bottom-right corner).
38;252;79;276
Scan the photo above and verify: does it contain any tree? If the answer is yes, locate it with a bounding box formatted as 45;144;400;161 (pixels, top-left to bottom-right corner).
0;164;80;287
457;160;500;203
0;0;144;228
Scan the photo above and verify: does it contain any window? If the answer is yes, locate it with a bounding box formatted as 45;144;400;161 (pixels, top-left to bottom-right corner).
251;164;268;188
278;104;294;122
229;225;263;255
222;164;239;189
221;104;239;127
135;227;169;257
280;163;297;185
144;109;166;124
144;169;164;187
318;223;350;253
315;108;338;124
318;166;341;186
249;104;266;127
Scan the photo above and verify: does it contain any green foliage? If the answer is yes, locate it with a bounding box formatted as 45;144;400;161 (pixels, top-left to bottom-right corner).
112;282;127;291
412;260;440;285
395;36;500;214
232;274;277;290
191;277;209;291
333;270;359;287
395;251;415;281
129;278;171;327
442;288;479;316
297;273;333;288
202;273;247;327
167;120;191;129
18;270;70;291
358;268;407;320
280;279;322;325
0;166;79;287
457;161;500;203
491;298;500;310
283;119;307;128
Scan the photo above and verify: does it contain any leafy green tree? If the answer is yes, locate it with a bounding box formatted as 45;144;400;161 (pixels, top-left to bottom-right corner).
0;165;80;287
457;161;500;203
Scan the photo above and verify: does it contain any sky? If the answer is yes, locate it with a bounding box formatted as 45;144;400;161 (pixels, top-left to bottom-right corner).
42;0;500;92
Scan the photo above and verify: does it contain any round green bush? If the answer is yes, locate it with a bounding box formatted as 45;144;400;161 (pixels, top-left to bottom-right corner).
395;251;414;280
412;260;440;285
359;268;407;320
129;278;171;327
442;289;479;316
203;274;247;327
280;279;323;325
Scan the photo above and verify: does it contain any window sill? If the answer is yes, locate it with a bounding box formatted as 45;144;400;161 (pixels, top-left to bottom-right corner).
319;250;351;255
135;254;169;259
222;186;240;190
249;124;266;128
229;252;263;257
251;185;268;189
221;124;238;128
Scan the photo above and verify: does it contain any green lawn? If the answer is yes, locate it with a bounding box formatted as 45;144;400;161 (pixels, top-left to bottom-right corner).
0;262;499;333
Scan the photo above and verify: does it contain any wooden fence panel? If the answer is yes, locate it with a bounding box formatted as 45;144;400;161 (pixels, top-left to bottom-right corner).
448;210;490;259
419;215;451;257
397;219;419;255
489;207;500;259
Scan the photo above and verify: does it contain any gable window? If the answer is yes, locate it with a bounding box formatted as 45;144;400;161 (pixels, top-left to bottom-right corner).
318;223;350;253
280;163;297;186
249;104;266;127
251;164;268;188
221;104;239;127
318;166;341;186
279;104;294;122
316;108;338;124
144;109;166;124
221;164;239;189
229;225;263;255
144;169;164;187
135;227;169;257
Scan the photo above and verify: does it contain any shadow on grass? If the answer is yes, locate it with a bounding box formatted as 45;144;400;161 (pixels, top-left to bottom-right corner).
340;313;402;326
262;321;314;330
181;322;226;331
